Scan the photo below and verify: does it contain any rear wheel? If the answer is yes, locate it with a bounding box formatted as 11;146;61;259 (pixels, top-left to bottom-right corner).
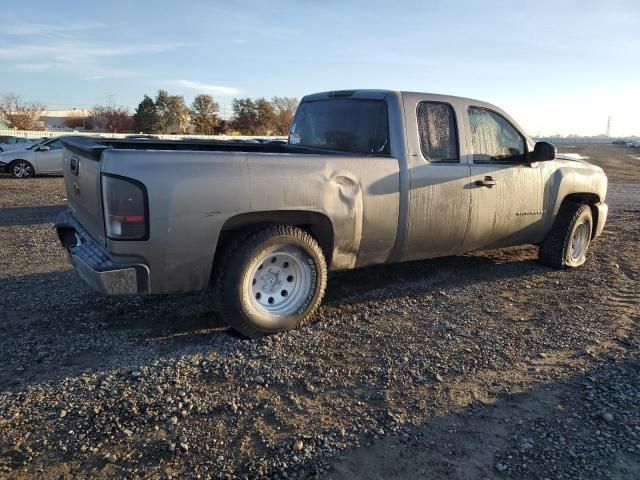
539;203;593;268
10;160;34;179
216;225;327;337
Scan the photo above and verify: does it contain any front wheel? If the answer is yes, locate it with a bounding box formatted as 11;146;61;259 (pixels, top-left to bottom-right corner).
217;225;328;337
10;160;34;178
539;203;593;268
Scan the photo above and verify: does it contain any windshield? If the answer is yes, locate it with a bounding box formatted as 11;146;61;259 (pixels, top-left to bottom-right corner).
27;138;48;150
289;98;390;155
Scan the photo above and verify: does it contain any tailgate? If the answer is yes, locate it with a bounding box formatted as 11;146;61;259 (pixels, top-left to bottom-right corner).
61;137;109;245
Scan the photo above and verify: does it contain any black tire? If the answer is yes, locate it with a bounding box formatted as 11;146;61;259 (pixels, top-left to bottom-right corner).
9;160;35;179
216;225;327;337
539;203;593;269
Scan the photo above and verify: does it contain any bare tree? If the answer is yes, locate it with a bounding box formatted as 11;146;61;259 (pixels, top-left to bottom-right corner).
271;97;298;135
87;105;133;133
65;111;86;130
0;93;46;130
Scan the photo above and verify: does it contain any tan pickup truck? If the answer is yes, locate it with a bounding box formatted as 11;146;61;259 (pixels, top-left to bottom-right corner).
56;90;608;337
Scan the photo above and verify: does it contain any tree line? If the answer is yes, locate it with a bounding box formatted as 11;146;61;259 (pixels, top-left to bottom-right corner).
131;91;297;135
1;91;298;136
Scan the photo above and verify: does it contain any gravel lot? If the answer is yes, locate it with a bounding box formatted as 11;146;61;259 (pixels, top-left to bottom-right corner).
0;144;638;479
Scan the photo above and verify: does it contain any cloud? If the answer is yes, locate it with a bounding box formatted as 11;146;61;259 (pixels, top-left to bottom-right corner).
0;42;198;62
171;80;242;96
11;63;58;72
3;22;107;36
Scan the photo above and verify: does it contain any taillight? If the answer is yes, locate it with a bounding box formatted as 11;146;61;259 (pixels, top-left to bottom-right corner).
101;174;148;240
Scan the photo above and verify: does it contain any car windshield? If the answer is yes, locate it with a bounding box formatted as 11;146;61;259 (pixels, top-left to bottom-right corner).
27;139;47;150
289;98;390;155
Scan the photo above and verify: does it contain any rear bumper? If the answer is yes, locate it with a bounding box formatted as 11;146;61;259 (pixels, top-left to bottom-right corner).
55;210;149;295
593;202;608;239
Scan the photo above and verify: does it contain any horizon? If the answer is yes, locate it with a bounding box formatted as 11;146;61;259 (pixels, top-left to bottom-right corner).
1;0;638;136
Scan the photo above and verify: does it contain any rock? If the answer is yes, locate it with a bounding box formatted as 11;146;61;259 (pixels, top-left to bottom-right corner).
168;443;176;453
178;435;187;443
59;410;67;418
169;416;178;425
434;373;444;383
601;412;613;422
495;463;507;472
123;429;133;437
103;454;117;463
255;376;265;385
293;440;304;451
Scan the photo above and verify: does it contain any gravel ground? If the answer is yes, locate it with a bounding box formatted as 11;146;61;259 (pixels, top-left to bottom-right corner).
0;144;638;479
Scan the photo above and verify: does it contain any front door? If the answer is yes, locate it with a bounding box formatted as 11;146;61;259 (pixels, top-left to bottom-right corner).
400;96;471;262
462;106;547;252
36;139;65;173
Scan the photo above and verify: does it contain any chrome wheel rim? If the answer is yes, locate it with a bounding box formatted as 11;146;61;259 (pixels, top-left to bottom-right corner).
246;246;313;316
13;162;32;178
570;220;590;260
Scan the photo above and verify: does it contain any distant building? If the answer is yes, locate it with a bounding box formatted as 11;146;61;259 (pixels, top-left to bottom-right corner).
38;110;87;129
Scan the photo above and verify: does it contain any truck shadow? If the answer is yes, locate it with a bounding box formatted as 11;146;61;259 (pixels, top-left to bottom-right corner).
0;244;545;391
0;204;66;226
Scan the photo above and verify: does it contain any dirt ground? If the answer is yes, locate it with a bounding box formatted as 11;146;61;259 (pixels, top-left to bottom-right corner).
0;144;638;479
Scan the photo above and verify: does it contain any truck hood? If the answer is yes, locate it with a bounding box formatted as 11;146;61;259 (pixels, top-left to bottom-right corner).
555;153;590;163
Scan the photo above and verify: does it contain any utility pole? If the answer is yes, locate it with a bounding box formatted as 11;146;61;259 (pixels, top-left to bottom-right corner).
107;94;115;107
606;116;611;137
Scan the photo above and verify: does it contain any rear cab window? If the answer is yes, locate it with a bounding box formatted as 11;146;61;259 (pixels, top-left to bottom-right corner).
289;98;390;155
416;101;459;163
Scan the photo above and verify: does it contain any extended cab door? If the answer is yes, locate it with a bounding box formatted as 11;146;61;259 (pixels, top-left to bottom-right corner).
462;106;547;252
400;94;472;262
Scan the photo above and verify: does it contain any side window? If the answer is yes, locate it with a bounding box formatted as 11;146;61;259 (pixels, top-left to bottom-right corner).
468;107;525;162
48;140;64;150
417;101;458;162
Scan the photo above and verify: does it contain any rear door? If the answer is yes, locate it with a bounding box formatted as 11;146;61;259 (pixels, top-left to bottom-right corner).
462;106;547;251
35;139;65;173
400;94;471;261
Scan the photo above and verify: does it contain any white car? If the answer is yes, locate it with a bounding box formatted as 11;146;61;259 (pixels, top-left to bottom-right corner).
0;137;65;178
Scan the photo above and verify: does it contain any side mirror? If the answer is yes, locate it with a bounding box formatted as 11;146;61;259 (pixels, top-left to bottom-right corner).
530;141;556;162
37;145;50;152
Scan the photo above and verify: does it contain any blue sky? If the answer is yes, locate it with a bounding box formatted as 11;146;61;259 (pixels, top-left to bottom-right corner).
1;0;639;135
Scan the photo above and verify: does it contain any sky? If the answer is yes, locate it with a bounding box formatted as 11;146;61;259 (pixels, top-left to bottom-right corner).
1;0;639;136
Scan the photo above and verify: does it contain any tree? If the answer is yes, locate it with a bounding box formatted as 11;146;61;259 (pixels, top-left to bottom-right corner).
155;90;190;134
87;105;132;133
65;110;86;129
254;98;277;135
132;95;159;133
271;96;298;135
0;93;46;130
190;94;220;134
231;98;259;135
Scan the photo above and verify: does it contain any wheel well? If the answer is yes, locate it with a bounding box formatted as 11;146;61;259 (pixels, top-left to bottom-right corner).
214;210;334;267
561;193;600;238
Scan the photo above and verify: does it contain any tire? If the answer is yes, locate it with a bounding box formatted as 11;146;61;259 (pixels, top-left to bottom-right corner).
539;202;593;269
10;160;35;179
216;225;328;337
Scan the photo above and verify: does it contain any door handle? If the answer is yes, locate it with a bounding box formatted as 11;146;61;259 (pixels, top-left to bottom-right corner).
475;176;497;187
69;155;79;176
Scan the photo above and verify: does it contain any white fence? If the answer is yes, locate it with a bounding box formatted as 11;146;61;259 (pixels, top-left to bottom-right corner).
0;129;286;142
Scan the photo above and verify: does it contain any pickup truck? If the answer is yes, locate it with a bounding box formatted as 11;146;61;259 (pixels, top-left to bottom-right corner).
56;89;608;337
